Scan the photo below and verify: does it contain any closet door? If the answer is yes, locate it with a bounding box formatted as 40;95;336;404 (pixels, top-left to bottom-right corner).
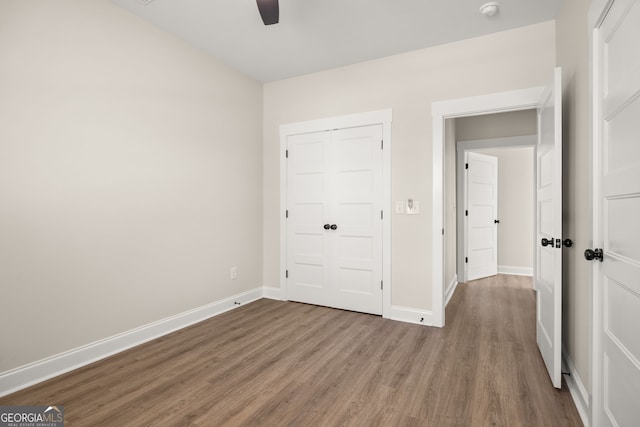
286;125;383;315
286;130;332;308
330;125;383;314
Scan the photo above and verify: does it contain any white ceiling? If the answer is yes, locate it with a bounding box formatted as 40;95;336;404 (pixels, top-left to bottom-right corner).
110;0;563;82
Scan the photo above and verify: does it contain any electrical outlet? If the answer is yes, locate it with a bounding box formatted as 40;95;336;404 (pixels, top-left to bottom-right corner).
230;267;237;280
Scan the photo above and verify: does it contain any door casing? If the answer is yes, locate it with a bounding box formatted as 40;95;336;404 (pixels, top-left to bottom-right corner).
280;110;393;318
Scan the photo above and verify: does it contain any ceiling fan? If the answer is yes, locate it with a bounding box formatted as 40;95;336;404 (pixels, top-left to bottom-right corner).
256;0;279;25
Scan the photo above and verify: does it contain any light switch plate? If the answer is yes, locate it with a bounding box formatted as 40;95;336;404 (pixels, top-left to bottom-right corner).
395;201;405;214
407;199;420;215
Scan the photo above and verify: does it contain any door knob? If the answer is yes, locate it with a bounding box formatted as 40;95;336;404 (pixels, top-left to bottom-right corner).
330;224;337;230
563;239;573;248
541;238;554;247
584;248;603;262
323;224;330;230
494;219;500;224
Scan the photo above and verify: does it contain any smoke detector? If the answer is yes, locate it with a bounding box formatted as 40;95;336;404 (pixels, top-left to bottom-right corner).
480;2;500;17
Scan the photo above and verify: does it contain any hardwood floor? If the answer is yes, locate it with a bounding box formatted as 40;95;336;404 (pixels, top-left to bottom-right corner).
1;275;582;426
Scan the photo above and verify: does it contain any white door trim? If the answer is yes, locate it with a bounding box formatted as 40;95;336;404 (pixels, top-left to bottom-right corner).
589;4;604;425
280;109;393;318
431;88;544;327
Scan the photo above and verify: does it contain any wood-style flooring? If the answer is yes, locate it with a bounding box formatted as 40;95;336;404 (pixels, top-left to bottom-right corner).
0;275;583;426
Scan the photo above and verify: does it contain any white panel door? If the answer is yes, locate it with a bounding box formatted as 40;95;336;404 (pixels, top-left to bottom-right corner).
465;151;498;281
535;67;562;389
286;131;332;308
593;0;640;424
331;126;383;314
287;125;383;315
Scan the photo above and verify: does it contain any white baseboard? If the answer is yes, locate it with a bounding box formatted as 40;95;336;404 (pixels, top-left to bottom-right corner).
562;348;590;427
445;275;459;306
498;265;533;276
390;305;433;326
263;286;284;300
264;287;433;329
0;287;264;398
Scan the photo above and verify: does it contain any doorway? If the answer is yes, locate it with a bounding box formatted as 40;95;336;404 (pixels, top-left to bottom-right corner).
444;109;537;301
431;87;545;327
434;72;564;389
463;146;535;280
454;113;537;284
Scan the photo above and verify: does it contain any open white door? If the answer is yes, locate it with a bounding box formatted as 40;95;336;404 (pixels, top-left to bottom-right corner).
465;151;498;281
592;0;640;424
535;67;562;389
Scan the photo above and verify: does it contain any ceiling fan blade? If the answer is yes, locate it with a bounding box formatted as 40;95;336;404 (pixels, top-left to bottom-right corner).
256;0;279;25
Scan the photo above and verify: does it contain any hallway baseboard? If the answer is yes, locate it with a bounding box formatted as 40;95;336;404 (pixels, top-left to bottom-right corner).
445;275;459;306
498;265;533;276
562;348;590;427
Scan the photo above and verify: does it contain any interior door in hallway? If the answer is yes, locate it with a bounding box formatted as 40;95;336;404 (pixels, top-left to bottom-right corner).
535;67;563;389
465;151;498;281
593;0;640;424
286;125;383;315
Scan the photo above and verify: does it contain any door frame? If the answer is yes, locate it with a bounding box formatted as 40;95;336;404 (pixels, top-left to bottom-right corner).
431;88;544;327
456;136;537;284
279;109;393;318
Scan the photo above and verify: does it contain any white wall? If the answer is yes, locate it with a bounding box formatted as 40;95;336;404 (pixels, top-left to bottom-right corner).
263;22;556;312
476;147;534;271
456;110;537;140
0;1;263;373
556;0;591;392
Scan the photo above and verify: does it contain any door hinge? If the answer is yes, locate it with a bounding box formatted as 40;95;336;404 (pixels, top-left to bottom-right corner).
465;210;468;216
381;210;383;220
286;210;289;218
286;149;289;158
442;228;445;235
286;270;289;278
381;139;384;150
465;163;469;169
465;257;468;263
381;280;383;290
